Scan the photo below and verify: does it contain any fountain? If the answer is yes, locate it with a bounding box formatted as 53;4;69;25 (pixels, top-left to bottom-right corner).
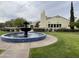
1;21;46;42
20;21;31;37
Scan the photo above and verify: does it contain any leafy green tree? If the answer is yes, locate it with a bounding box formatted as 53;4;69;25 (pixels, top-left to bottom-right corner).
13;18;26;27
70;2;75;30
0;23;5;28
75;19;79;28
5;20;14;27
5;18;27;27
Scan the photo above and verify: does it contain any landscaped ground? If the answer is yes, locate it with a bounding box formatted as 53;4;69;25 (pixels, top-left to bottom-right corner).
0;31;7;35
30;32;79;58
0;31;7;54
1;31;79;58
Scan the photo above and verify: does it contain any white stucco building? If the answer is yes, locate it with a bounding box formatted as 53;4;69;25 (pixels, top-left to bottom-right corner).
39;10;70;30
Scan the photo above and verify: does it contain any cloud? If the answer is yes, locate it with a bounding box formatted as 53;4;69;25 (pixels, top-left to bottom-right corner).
0;1;79;23
0;17;10;23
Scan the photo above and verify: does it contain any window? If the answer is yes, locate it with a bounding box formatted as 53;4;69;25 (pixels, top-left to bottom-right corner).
48;24;61;28
59;24;61;27
48;24;50;28
54;24;56;27
51;24;53;27
57;24;59;27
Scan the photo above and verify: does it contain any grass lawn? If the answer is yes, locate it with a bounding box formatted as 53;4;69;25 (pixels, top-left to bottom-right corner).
0;31;7;35
0;31;7;54
30;32;79;58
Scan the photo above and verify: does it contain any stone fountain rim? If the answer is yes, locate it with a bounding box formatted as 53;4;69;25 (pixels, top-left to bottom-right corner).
1;32;46;40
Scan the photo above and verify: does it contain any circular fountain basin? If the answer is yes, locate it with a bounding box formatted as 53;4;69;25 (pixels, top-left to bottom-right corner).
1;32;46;43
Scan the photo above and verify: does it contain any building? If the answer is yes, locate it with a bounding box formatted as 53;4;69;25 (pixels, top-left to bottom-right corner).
39;10;70;30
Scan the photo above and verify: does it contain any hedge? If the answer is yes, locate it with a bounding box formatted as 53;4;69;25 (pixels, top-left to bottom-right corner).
54;28;79;32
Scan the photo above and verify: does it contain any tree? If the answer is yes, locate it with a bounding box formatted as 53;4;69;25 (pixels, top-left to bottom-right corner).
5;18;27;27
75;19;79;28
35;21;40;28
5;20;14;27
14;18;26;27
0;23;5;28
70;2;75;30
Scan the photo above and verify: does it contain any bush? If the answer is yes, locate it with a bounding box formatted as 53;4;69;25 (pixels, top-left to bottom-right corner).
33;28;48;32
0;28;10;32
54;28;79;32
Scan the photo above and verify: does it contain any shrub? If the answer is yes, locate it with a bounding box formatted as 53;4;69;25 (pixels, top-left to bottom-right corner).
33;28;48;32
54;28;79;32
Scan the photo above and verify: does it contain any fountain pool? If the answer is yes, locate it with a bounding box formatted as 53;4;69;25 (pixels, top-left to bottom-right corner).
1;32;46;43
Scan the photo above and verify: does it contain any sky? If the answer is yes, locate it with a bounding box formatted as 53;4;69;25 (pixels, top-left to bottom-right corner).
0;1;79;23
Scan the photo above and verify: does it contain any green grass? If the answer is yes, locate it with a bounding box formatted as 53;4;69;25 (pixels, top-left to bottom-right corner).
0;50;5;54
0;31;7;35
30;32;79;58
0;31;7;54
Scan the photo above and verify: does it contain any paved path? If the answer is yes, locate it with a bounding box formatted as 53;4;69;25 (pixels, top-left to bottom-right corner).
0;35;57;58
0;43;30;58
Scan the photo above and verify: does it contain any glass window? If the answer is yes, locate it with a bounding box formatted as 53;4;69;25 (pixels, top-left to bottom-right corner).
54;24;56;27
59;24;61;27
51;24;53;27
57;24;58;27
48;24;50;27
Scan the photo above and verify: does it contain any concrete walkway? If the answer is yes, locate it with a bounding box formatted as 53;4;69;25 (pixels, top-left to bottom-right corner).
0;43;30;58
0;35;57;58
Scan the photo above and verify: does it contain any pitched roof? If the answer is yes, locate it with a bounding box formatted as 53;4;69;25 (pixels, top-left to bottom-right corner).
46;15;68;21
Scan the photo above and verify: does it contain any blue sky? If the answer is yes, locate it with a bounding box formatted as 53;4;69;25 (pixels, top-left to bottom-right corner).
0;1;79;23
